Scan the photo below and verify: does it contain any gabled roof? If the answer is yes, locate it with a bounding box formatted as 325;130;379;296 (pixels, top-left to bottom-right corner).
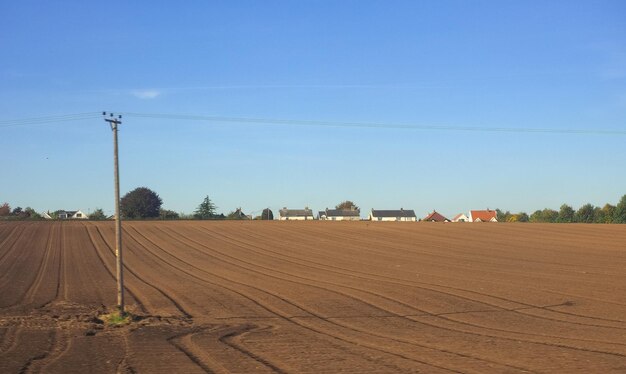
470;210;497;222
325;209;360;217
423;211;449;222
452;213;468;221
371;209;416;218
279;208;314;217
232;208;248;218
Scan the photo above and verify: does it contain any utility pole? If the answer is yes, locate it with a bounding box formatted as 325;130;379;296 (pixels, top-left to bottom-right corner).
103;112;124;314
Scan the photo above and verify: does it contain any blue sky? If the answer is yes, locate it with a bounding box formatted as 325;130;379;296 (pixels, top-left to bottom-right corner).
1;1;625;218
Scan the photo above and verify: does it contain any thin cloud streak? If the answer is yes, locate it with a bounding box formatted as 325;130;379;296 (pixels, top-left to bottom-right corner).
131;89;161;99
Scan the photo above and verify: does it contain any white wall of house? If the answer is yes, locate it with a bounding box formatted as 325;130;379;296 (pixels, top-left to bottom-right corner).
368;213;415;222
71;210;88;219
452;214;469;222
279;215;313;221
326;216;360;221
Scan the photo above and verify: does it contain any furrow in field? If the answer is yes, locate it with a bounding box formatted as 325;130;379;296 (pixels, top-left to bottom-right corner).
123;224;462;372
226;223;626;327
220;325;286;373
167;224;626;353
0;224;24;260
0;224;51;308
126;223;532;373
17;223;60;309
0;329;55;374
92;224;187;317
85;223;147;313
0;327;19;355
24;329;71;373
161;222;626;371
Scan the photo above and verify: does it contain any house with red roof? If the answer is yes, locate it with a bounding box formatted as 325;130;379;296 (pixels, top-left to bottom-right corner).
469;209;498;222
423;211;450;222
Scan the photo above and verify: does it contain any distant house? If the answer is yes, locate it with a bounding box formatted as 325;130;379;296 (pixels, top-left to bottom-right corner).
369;208;417;222
55;210;88;220
318;208;360;221
469;209;498;222
42;212;53;219
279;207;314;221
452;213;469;222
423;211;450;222
228;208;250;220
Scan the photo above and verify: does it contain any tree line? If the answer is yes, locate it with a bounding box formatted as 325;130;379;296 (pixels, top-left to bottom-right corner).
2;188;625;223
496;194;626;223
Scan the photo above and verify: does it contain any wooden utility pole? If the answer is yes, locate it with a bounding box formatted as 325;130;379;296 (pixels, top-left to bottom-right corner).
103;112;124;314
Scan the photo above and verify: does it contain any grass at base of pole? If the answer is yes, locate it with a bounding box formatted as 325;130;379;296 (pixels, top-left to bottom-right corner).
99;311;132;327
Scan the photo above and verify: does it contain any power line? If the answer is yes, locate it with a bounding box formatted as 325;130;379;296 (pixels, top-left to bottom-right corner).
0;112;101;128
1;111;624;136
122;112;626;136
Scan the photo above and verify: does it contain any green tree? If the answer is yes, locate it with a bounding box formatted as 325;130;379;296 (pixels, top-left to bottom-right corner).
120;187;163;219
592;207;604;223
614;195;626;223
194;195;217;219
11;207;23;216
24;207;41;219
506;212;528;223
159;209;180;220
598;204;616;223
574;203;595;223
530;208;558;223
556;204;575;223
335;200;359;211
497;209;512;222
89;208;107;220
260;208;273;220
0;203;10;216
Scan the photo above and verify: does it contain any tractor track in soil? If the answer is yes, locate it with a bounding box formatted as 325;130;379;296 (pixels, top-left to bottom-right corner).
1;221;626;373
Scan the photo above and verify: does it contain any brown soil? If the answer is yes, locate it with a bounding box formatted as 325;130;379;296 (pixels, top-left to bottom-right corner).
1;221;626;373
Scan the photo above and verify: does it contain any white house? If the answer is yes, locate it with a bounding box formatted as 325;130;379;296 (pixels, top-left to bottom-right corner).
50;210;88;219
318;208;360;221
279;207;314;221
369;208;417;222
451;213;469;222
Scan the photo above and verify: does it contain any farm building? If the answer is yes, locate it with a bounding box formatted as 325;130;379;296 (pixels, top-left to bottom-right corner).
423;211;450;222
469;209;498;222
369;209;417;222
318;208;360;221
279;207;314;221
452;213;469;222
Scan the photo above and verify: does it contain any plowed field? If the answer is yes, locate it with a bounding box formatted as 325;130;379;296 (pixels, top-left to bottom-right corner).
1;221;626;373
